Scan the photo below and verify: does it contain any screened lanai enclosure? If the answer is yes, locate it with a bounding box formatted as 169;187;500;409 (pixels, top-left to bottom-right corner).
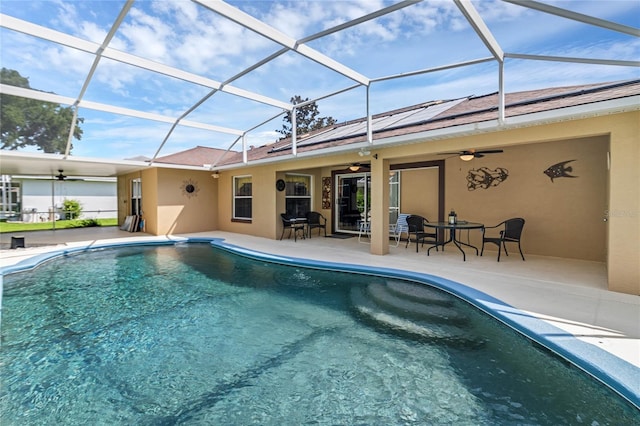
0;0;638;178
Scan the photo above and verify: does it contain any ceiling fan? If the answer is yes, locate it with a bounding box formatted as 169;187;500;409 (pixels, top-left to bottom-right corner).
55;169;67;180
346;162;370;172
439;149;504;161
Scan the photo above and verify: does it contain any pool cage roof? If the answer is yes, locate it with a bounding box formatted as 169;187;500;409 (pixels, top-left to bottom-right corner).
0;0;638;177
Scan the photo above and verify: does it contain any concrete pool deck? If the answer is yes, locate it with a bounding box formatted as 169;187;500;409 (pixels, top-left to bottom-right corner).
1;227;638;399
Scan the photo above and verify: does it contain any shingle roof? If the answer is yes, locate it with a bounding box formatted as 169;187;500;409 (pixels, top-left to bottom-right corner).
163;80;640;168
153;146;228;167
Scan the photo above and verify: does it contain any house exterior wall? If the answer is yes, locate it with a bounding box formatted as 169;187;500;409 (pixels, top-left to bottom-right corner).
607;112;639;295
121;111;638;295
156;168;218;235
16;178;116;221
443;135;608;261
399;168;439;221
119;168;218;235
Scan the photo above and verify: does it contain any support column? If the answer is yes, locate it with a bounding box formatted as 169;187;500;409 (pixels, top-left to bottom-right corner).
370;156;389;255
607;113;640;295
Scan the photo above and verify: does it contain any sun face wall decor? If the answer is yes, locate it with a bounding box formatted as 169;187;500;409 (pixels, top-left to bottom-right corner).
181;178;200;198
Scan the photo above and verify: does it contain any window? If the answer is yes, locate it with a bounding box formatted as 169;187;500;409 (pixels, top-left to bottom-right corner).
0;176;21;219
131;178;142;216
285;174;311;217
234;175;252;220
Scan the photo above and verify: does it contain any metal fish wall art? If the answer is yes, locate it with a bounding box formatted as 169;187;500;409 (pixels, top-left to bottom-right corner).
544;160;578;182
467;167;509;190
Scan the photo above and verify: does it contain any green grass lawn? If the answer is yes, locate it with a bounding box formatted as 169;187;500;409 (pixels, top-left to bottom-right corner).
0;218;118;233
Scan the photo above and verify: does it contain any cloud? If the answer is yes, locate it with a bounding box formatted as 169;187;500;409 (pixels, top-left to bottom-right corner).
119;9;172;61
2;0;639;160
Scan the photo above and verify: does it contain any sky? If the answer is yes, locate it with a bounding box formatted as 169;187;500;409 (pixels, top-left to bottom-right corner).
1;0;638;161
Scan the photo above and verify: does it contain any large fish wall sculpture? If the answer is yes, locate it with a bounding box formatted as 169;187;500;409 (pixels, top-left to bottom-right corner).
467;167;509;191
544;160;578;182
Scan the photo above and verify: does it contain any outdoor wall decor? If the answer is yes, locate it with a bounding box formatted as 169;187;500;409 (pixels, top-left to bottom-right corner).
322;177;332;209
543;160;578;182
466;167;509;191
181;178;200;198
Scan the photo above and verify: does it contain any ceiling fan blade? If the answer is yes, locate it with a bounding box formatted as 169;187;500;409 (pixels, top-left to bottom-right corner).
474;153;485;158
475;149;504;154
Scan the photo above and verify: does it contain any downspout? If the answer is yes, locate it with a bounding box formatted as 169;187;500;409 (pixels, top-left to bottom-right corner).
498;61;505;124
366;85;373;144
292;106;297;156
242;134;248;164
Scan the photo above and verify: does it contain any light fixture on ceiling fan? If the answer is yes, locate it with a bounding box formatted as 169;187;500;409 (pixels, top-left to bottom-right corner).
347;162;373;172
439;149;504;161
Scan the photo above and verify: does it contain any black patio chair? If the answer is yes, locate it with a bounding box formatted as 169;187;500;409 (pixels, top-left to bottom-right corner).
305;211;327;238
406;215;438;253
481;218;525;261
280;213;306;242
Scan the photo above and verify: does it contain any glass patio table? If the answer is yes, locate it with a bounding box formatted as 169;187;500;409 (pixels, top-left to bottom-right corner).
424;221;484;261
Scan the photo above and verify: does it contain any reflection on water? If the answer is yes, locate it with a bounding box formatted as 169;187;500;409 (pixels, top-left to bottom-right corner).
1;244;638;425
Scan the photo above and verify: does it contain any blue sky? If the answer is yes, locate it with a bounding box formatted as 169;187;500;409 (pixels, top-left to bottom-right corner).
1;0;638;160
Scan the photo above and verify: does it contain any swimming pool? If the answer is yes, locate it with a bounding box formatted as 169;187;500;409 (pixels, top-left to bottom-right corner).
1;241;638;424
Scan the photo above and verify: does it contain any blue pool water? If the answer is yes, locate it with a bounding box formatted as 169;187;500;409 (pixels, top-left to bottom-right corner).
1;243;638;425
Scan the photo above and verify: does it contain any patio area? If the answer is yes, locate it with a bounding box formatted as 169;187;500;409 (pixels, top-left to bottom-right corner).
1;226;638;373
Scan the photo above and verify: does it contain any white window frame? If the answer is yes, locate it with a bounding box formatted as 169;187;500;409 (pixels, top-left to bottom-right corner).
284;173;312;217
233;175;253;220
131;178;142;216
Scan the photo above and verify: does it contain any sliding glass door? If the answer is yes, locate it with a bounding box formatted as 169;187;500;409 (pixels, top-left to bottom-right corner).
333;171;401;234
335;172;370;233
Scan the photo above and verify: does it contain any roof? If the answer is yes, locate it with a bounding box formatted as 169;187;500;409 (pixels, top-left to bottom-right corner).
153;146;228;167
199;79;639;167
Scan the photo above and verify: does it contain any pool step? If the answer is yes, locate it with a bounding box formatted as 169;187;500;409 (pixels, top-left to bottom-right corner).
350;286;482;348
385;280;454;307
367;282;468;325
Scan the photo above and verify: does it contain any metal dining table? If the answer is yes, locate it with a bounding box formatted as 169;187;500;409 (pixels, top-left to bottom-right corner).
290;217;308;241
424;221;484;261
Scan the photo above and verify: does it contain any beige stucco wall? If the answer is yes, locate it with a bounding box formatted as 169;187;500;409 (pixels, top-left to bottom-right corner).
155;169;218;235
607;112;640;295
216;166;276;239
120;111;638;294
400;168;439;221
444;136;608;261
118;168;217;235
140;168;157;234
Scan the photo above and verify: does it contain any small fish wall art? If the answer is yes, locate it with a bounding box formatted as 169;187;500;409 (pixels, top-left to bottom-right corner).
544;160;578;182
467;167;509;191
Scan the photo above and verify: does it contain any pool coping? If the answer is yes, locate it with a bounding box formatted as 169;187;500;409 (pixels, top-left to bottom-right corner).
1;236;638;410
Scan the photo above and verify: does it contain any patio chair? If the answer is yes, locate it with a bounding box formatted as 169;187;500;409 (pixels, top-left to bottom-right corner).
357;218;371;243
305;211;327;238
406;215;438;253
390;213;410;247
481;217;525;261
280;213;306;242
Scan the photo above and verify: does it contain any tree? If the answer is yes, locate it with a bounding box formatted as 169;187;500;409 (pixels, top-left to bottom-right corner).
277;95;337;139
1;68;83;153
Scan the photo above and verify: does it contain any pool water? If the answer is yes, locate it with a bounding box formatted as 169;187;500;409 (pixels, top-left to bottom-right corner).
1;244;638;425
